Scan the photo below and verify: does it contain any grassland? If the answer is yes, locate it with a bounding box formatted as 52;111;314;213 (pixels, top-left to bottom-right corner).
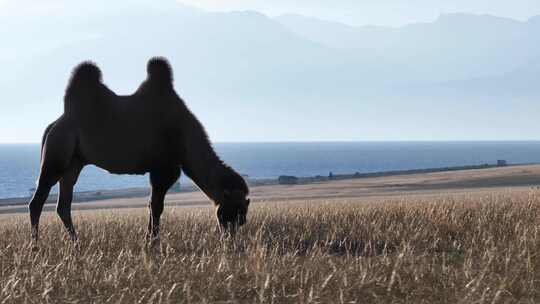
1;188;539;303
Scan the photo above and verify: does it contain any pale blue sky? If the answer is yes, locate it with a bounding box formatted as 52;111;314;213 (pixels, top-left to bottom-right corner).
1;0;540;143
1;0;540;26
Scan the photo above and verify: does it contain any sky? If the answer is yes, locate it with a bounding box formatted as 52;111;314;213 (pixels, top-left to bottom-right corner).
1;0;540;26
1;0;540;143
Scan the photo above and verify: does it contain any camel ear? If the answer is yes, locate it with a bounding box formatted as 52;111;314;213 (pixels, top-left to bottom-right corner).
246;199;251;206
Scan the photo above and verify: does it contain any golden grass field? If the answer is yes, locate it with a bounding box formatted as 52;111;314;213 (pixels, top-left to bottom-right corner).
0;189;539;303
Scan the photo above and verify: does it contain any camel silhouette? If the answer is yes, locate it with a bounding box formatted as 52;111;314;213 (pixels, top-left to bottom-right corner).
28;57;250;244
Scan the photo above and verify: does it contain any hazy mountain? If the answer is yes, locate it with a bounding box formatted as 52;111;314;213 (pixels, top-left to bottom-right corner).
276;13;540;82
1;4;540;141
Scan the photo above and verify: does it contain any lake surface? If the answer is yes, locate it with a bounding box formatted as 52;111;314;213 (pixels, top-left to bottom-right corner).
1;141;540;199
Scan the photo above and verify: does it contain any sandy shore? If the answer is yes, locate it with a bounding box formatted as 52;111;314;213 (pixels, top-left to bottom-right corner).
2;164;540;215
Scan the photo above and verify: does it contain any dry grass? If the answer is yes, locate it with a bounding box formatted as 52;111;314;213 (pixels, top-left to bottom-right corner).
1;190;540;303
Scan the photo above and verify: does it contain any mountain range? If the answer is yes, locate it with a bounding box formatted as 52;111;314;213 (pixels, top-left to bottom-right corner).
1;2;539;141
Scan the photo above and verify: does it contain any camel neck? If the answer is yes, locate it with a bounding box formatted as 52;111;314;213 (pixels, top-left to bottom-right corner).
185;158;224;204
179;128;225;204
177;102;227;205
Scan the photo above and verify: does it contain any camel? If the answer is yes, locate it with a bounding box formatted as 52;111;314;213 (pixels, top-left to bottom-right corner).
28;57;250;244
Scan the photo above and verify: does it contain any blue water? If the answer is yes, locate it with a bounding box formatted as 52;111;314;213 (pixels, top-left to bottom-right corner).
1;141;540;199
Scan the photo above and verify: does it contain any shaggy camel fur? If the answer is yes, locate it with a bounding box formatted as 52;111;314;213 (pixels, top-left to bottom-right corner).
29;57;250;243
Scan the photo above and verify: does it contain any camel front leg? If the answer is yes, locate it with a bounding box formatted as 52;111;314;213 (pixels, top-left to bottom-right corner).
147;167;181;245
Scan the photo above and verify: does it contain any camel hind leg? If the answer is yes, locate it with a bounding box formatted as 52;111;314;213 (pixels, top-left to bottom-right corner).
29;118;77;243
56;160;84;241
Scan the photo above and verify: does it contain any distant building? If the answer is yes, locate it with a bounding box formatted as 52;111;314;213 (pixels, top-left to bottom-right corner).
313;175;326;182
278;175;299;185
497;160;508;167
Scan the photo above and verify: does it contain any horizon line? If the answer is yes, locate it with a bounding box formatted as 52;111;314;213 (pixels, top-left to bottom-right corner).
4;139;540;145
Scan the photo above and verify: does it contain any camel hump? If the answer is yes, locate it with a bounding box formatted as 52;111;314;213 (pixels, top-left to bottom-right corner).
68;61;102;89
147;57;173;84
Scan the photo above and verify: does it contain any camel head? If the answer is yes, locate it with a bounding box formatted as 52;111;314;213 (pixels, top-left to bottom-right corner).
216;170;250;235
216;189;250;235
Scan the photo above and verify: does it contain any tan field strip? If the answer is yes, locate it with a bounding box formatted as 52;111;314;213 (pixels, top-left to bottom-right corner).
2;164;540;215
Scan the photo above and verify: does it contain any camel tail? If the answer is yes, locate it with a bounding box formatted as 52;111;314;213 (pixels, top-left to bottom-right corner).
147;57;173;84
40;120;57;161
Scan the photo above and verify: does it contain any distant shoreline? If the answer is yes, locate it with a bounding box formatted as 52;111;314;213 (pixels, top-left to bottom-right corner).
0;162;525;207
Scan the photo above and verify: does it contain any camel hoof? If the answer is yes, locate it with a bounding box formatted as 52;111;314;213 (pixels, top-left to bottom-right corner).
146;236;161;249
31;243;40;252
69;234;78;243
68;238;81;250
